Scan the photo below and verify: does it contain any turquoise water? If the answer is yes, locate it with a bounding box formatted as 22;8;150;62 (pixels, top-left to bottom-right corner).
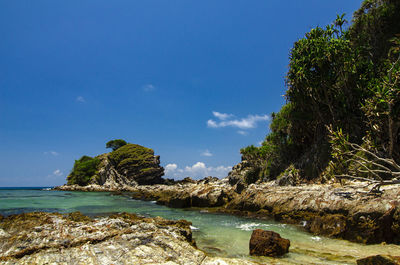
1;188;400;264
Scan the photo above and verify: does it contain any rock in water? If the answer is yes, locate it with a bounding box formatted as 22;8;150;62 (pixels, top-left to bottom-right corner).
249;229;290;257
357;255;400;265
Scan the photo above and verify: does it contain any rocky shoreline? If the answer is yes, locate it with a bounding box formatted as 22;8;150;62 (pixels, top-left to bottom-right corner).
0;212;256;265
55;177;400;245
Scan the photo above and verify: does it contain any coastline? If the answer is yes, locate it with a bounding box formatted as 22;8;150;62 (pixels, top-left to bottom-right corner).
55;179;400;245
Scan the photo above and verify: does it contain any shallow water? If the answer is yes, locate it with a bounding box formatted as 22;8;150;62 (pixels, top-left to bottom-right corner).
1;188;399;264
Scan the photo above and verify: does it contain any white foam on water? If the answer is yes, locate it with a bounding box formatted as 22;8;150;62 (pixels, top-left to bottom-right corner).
190;225;199;230
311;236;322;241
236;222;270;231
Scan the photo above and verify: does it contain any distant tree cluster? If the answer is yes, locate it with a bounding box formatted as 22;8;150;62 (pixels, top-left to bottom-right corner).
241;0;400;184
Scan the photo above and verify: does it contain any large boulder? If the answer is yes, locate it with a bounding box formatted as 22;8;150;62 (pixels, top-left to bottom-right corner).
249;229;290;257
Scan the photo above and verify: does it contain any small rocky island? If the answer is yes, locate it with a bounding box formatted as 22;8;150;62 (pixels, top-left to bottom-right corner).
65;140;166;188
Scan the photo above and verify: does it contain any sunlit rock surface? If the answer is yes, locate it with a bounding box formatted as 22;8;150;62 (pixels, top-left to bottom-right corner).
0;212;257;265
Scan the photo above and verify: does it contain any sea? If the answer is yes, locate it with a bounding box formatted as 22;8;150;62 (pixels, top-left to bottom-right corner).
1;187;400;264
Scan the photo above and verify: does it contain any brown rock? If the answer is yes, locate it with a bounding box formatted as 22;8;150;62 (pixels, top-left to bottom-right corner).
357;255;400;265
249;229;290;257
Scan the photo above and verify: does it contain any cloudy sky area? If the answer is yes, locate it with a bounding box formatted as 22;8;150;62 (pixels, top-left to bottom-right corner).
0;0;361;186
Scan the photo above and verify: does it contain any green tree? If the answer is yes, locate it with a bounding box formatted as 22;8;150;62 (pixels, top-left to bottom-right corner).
106;139;127;151
67;156;100;186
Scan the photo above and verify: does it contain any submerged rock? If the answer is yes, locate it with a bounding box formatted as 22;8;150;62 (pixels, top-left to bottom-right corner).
249;229;290;257
0;212;257;265
357;255;400;265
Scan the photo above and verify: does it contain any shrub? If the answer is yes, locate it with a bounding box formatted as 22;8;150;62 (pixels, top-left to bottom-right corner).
67;156;100;186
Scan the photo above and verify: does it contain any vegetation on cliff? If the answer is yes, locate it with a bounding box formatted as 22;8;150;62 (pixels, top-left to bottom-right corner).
108;143;155;170
67;156;100;186
241;0;400;184
67;140;164;186
108;143;165;185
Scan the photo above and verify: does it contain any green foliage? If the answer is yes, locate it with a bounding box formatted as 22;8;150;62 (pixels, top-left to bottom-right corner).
109;144;155;170
241;0;400;182
286;18;363;146
362;38;400;162
67;156;100;186
350;0;400;72
106;139;127;151
240;103;300;181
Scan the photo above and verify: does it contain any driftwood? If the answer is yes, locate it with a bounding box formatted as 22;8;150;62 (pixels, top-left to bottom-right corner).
329;126;400;193
332;140;400;193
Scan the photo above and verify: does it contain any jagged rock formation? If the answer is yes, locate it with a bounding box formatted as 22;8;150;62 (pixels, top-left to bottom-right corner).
227;160;252;193
0;212;257;265
131;177;234;208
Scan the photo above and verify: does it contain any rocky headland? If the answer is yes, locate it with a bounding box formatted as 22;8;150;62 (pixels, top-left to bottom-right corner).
0;212;256;265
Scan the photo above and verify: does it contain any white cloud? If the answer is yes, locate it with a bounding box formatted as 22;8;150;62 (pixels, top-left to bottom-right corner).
53;169;63;177
44;151;59;156
142;84;155;92
164;162;231;180
76;96;85;103
207;112;269;130
201;149;213;157
237;130;248;136
165;163;178;175
207;119;218;128
212;111;233;121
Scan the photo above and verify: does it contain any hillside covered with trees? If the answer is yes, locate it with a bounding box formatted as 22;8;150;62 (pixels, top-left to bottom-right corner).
240;0;400;187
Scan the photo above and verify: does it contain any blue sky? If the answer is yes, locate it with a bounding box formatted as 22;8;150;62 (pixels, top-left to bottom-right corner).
0;0;362;186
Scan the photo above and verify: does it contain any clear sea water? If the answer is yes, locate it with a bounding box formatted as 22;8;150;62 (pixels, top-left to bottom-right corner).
1;188;399;264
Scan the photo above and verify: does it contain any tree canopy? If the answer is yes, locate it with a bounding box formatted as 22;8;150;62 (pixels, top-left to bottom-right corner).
106;139;128;151
67;156;100;186
241;0;400;183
